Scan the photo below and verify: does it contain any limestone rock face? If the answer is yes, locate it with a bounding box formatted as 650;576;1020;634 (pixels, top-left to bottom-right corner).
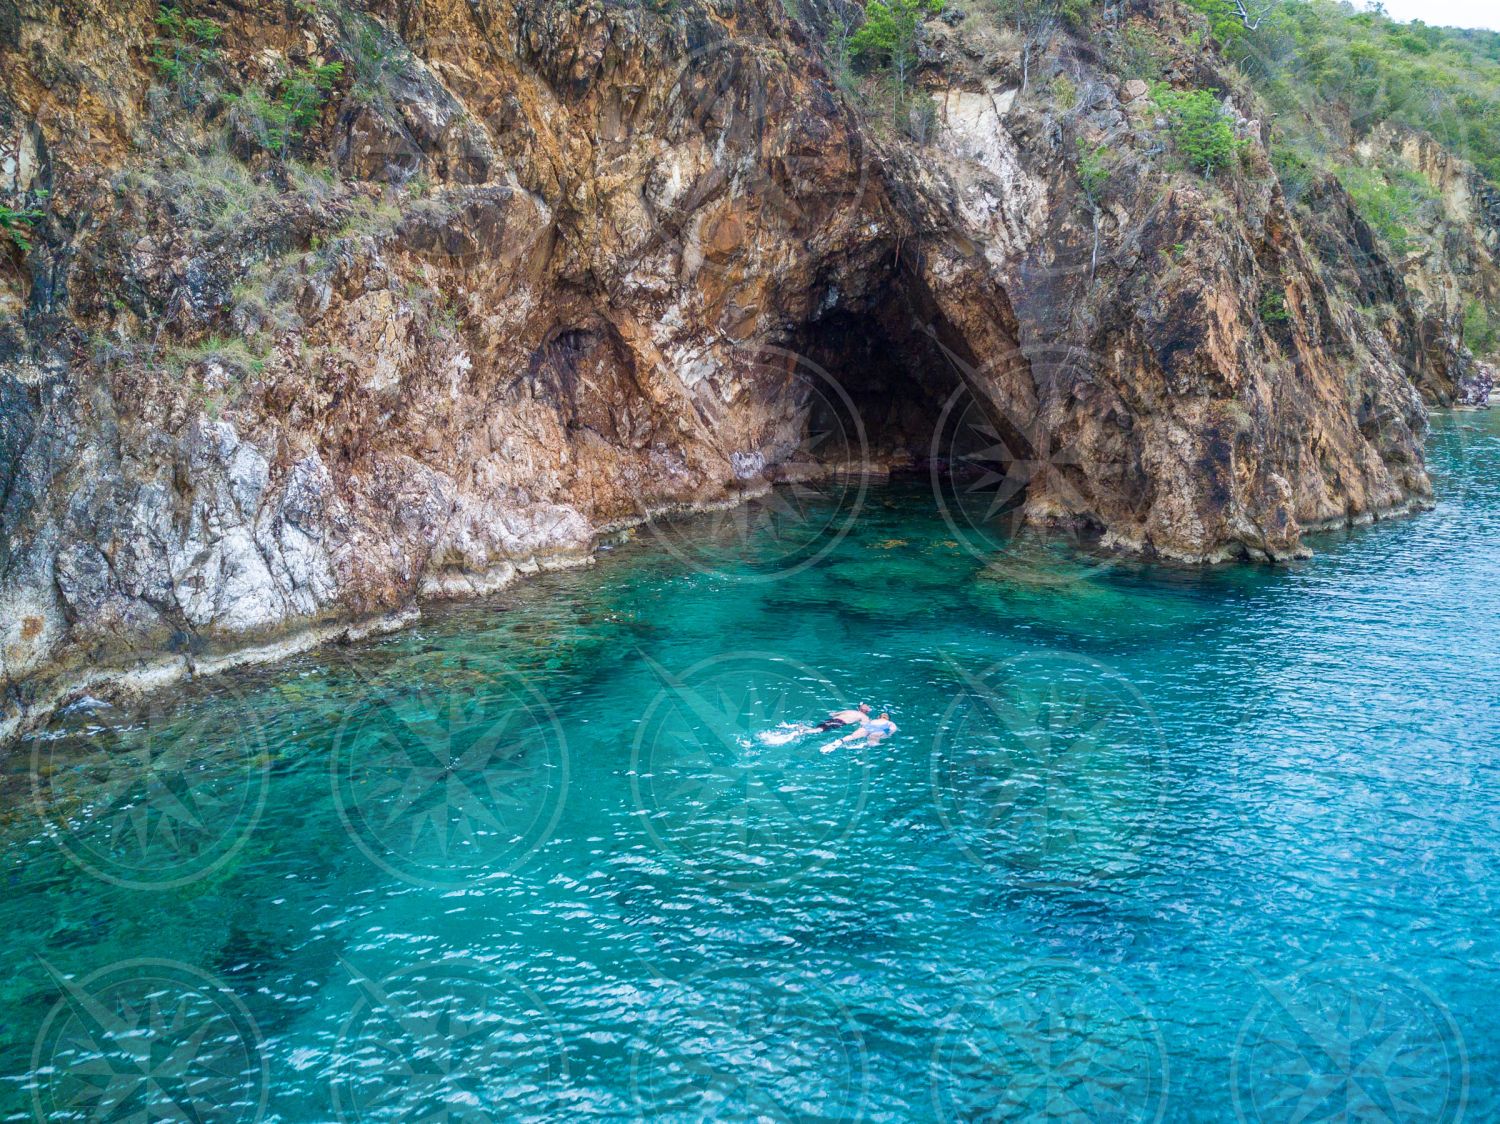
0;0;1475;734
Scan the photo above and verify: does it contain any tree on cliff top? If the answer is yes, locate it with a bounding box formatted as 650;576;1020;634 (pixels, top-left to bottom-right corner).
851;0;944;99
1181;0;1500;188
1152;84;1242;177
991;0;1095;89
1183;0;1275;53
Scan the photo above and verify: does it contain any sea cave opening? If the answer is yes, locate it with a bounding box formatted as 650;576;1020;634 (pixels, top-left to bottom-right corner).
771;278;1035;549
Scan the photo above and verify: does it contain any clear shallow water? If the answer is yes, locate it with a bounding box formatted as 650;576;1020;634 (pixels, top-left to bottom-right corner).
1;410;1497;1122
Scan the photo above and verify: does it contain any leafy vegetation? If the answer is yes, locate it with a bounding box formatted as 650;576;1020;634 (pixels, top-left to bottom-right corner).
851;0;944;99
1119;25;1170;81
1075;140;1113;278
344;13;408;105
231;62;345;159
1161;0;1500;343
992;0;1097;88
280;63;345;137
149;5;223;106
1076;140;1112;203
821;0;864;87
1464;300;1498;356
0;197;47;252
146;2;345;165
1151;84;1242;176
1338;163;1438;256
1258;288;1291;323
1269;142;1315;201
1185;0;1500;187
1182;0;1269;54
1052;73;1079;110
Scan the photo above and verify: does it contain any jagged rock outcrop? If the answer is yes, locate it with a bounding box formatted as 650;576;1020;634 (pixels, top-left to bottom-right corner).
1288;124;1500;406
0;0;1475;738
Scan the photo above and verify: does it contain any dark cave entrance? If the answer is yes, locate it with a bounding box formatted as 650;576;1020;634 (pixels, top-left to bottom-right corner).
778;273;1030;502
642;267;1044;575
792;307;966;472
742;264;1056;564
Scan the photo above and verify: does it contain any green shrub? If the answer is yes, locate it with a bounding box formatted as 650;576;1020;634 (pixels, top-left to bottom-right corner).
1076;139;1111;205
232;62;344;159
1270;143;1315;202
1464;300;1498;356
1225;0;1500;188
1340;164;1435;257
149;5;223;106
345;14;408;105
1181;0;1276;53
1052;74;1078;110
1258;288;1291;324
1057;0;1095;28
1075;140;1113;278
282;64;345;137
822;0;863;89
0;196;47;252
1121;26;1166;81
850;0;943;99
1151;84;1242;176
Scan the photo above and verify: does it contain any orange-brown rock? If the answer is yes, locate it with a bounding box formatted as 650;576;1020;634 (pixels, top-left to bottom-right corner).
0;0;1474;738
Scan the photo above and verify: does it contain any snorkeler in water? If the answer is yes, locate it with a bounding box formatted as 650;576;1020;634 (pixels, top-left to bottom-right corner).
823;712;899;752
756;703;871;746
812;702;871;731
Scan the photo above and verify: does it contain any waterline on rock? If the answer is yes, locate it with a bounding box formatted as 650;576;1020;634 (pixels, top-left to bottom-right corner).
0;410;1495;1120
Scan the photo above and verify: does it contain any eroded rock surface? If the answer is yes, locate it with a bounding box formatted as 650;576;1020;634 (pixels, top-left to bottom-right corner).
0;0;1489;735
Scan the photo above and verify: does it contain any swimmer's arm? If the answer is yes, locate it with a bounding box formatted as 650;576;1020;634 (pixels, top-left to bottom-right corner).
822;729;868;753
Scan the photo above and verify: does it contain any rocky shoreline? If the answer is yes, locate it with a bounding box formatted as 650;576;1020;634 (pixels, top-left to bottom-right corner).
0;605;419;746
1457;363;1496;409
3;0;1496;735
2;465;1451;748
0;550;598;747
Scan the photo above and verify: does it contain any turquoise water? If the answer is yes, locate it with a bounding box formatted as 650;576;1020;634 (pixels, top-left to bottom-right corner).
2;410;1497;1122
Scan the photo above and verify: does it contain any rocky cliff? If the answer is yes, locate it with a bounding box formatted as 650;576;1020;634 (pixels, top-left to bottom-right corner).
1287;124;1500;408
0;0;1485;738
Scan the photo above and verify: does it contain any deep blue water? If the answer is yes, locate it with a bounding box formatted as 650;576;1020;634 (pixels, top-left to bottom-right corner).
1;409;1496;1122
